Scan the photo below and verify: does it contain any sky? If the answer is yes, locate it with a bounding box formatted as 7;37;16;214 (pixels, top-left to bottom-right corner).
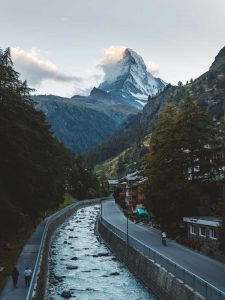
1;0;225;97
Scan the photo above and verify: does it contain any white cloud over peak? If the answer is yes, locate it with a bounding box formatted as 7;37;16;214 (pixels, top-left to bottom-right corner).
99;46;126;66
97;45;127;83
11;47;82;86
147;61;160;76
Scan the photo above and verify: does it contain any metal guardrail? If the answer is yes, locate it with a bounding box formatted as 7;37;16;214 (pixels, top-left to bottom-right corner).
101;217;225;300
26;198;100;300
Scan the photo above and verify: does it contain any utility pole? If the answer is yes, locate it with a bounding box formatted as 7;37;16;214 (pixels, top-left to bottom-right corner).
126;213;129;244
100;198;103;222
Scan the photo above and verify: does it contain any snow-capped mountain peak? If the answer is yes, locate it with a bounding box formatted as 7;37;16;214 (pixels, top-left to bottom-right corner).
98;48;167;109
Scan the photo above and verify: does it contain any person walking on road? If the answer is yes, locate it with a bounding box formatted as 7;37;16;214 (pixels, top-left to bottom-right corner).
11;267;19;288
161;231;167;246
24;267;32;287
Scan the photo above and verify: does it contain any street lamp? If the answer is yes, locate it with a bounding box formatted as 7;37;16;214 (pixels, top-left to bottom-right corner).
127;213;129;244
100;198;103;223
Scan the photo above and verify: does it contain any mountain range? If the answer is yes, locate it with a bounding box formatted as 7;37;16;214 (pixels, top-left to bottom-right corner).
32;48;166;154
85;46;225;177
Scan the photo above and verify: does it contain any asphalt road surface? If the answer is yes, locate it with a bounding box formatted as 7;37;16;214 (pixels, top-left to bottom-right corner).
102;197;225;293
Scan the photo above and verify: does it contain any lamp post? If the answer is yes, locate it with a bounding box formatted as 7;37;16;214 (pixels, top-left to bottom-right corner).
126;213;128;243
126;211;129;244
100;198;103;222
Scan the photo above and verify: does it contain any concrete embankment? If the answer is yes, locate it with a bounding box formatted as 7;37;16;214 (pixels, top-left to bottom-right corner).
98;220;204;300
33;198;100;300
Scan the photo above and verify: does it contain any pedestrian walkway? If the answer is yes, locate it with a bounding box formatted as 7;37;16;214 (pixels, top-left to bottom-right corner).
0;220;46;300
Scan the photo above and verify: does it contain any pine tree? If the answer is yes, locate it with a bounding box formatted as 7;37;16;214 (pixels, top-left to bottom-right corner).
144;97;223;229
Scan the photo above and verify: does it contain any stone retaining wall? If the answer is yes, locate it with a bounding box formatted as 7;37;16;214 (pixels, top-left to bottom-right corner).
98;220;205;300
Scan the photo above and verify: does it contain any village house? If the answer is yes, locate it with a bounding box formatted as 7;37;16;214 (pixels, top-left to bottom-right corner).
183;216;222;258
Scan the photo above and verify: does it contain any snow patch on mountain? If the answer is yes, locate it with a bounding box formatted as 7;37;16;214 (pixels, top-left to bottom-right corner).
97;48;167;109
71;47;167;110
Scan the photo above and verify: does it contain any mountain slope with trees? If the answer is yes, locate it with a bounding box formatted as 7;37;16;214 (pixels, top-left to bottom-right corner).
31;47;167;155
85;46;225;170
32;94;138;154
144;97;225;229
0;48;98;239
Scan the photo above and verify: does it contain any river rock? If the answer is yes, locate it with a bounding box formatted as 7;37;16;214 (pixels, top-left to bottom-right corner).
110;272;120;276
61;290;72;298
71;256;78;260
50;279;58;285
93;252;110;257
54;275;66;280
66;265;78;270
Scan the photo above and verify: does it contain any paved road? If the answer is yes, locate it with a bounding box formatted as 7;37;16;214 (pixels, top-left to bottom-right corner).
0;220;46;300
102;198;225;293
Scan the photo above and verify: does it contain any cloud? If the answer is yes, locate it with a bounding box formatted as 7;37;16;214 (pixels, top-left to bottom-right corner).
147;61;160;76
99;46;126;65
11;47;82;86
97;45;127;83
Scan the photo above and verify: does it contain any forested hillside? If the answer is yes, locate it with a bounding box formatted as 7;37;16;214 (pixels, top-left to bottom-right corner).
85;46;225;170
0;48;98;239
33;96;122;154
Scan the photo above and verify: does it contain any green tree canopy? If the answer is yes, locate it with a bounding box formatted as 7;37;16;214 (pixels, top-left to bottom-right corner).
0;47;99;238
144;97;224;229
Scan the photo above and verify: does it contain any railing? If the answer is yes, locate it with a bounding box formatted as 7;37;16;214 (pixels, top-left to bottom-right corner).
101;217;225;300
26;198;100;300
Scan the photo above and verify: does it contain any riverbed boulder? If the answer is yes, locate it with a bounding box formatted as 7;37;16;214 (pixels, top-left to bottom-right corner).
110;272;120;276
92;252;110;257
55;275;66;281
71;256;78;260
111;257;117;261
66;265;78;270
61;290;72;298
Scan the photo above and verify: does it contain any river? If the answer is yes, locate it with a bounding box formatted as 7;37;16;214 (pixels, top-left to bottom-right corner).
47;204;155;299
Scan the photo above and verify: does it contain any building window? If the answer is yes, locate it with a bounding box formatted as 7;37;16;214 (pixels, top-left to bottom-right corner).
199;226;206;237
190;224;197;235
209;228;218;239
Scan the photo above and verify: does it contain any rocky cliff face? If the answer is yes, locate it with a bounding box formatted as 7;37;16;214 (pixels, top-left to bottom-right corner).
210;46;225;71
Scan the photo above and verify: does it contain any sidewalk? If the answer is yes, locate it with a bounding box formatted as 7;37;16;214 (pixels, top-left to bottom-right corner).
0;220;46;300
